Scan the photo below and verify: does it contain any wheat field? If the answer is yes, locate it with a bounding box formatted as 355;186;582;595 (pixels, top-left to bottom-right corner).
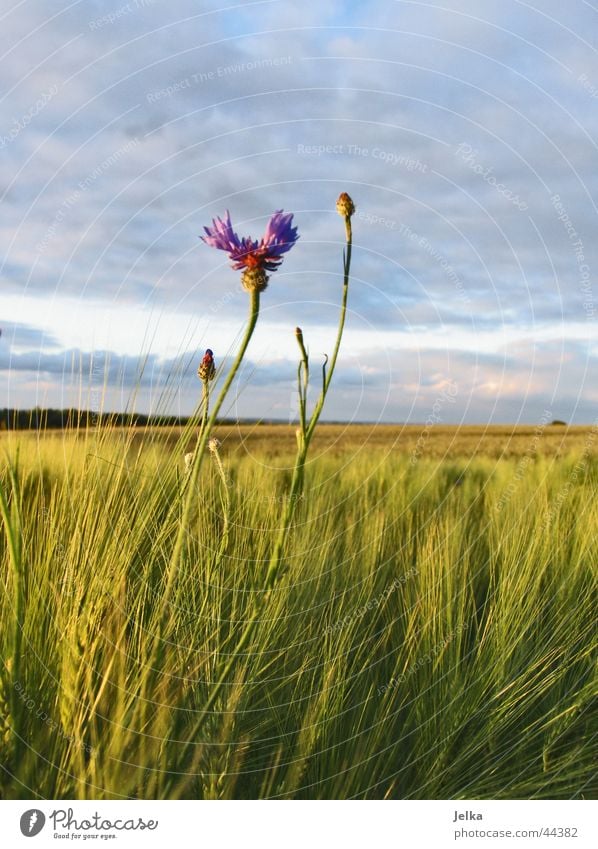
0;423;596;799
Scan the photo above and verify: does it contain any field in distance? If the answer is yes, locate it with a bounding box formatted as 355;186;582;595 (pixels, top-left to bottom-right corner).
5;422;595;466
116;422;597;462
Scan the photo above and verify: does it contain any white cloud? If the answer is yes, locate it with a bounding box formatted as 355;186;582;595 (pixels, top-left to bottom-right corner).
1;0;597;421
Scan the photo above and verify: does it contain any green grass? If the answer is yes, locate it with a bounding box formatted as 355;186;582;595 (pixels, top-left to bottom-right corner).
0;425;596;799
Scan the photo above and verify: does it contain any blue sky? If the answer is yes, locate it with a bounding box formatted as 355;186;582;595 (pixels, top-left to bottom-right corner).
1;0;597;423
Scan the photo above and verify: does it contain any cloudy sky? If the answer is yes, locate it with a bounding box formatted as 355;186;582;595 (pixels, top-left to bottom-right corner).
1;0;597;423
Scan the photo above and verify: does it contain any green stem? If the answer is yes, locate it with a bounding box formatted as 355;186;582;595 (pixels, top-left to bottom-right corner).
211;443;231;574
266;215;352;585
306;217;352;442
199;379;210;441
264;447;307;590
180;213;354;750
0;459;24;763
185;613;256;740
295;330;309;439
143;289;260;681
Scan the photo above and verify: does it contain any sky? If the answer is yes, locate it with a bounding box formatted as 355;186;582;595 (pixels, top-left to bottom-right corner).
1;0;597;424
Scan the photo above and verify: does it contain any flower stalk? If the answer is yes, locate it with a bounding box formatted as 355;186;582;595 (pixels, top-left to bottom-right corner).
265;195;354;590
197;348;216;437
142;209;299;697
0;457;24;765
185;195;355;741
158;290;260;629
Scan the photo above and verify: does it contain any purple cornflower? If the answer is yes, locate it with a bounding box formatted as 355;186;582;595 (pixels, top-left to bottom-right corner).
202;210;299;272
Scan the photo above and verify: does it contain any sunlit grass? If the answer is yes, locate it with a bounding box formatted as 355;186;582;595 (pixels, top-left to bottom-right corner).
0;424;596;799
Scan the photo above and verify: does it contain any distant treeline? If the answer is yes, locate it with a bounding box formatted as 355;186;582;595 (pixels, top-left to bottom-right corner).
0;408;294;431
0;408;192;430
0;409;571;431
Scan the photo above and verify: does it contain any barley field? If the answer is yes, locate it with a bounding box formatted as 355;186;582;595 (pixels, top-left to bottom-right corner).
0;423;596;800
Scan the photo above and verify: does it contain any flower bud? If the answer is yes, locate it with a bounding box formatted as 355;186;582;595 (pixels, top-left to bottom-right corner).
241;267;269;293
198;348;216;381
336;192;355;218
295;326;303;343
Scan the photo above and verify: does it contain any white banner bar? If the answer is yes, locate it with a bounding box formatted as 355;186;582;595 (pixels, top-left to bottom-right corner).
0;800;596;848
